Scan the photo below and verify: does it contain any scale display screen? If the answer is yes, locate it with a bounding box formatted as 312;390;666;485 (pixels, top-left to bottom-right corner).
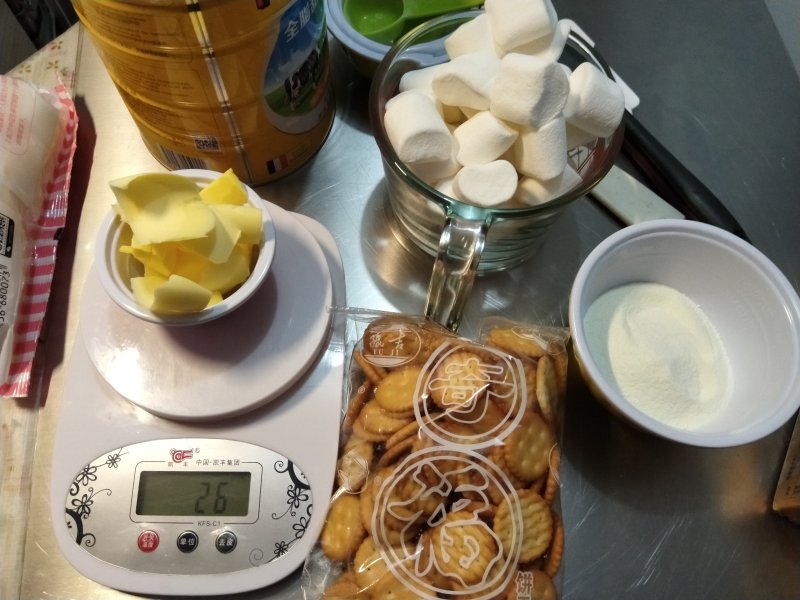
135;471;251;517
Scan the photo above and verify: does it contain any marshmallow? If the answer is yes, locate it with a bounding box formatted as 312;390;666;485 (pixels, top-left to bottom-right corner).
506;19;571;62
409;155;461;185
435;176;458;199
384;91;454;164
563;62;626;138
453;160;519;207
489;53;569;127
399;64;441;96
485;0;558;52
453;111;519;166
431;52;501;111
445;13;498;59
511;165;582;206
511;116;568;181
399;65;464;124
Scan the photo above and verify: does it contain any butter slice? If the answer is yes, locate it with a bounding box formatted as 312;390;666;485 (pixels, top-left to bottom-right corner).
191;244;251;294
121;242;173;278
151;275;213;314
773;413;800;524
199;168;248;205
110;173;216;244
130;275;164;310
170;244;250;294
209;204;263;245
179;209;241;265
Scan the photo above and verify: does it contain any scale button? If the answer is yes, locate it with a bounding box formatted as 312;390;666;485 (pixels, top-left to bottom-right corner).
215;531;237;554
137;530;160;553
177;531;199;553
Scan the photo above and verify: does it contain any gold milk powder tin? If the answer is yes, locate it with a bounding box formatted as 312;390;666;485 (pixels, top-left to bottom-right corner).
73;0;334;184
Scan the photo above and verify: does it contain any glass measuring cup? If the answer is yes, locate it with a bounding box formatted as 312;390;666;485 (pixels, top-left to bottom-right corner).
368;10;624;330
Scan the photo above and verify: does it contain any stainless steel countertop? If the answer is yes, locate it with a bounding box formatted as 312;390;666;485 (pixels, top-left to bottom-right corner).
17;0;800;598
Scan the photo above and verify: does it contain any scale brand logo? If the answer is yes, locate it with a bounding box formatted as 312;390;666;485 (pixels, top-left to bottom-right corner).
170;448;194;463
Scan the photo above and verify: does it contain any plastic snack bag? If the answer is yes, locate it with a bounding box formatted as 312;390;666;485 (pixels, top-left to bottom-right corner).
304;310;569;599
0;75;77;396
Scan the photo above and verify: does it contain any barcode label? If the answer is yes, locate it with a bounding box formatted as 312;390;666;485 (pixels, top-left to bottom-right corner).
0;212;14;258
160;146;208;170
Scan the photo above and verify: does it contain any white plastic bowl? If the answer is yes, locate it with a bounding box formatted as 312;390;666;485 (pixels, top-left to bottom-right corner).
95;169;276;326
569;219;800;447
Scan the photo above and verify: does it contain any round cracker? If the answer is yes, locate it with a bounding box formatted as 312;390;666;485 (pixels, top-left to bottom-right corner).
353;537;390;591
493;489;553;563
486;328;548;359
336;440;374;492
359;401;414;436
503;413;555;483
542;446;560;506
428;350;490;411
430;510;499;585
344;382;372;432
385;419;422;449
320;493;365;561
378;435;415;468
375;365;424;414
535;355;559;425
544;512;564;578
551;349;569;400
352;415;390;443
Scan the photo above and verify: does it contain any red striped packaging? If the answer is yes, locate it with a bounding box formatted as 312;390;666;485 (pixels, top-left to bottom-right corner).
0;82;77;397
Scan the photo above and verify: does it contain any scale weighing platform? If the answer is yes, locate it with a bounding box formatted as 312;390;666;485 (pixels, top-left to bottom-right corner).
49;200;346;597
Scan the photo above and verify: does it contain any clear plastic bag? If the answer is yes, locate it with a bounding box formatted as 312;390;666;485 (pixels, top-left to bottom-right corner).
304;309;569;599
0;75;77;396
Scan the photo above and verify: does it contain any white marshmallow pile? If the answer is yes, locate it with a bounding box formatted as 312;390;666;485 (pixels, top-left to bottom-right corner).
383;0;625;209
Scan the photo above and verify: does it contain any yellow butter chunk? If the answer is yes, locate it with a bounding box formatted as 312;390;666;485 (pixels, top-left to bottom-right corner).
168;247;207;283
202;243;252;293
199;168;249;205
209;204;263;245
179;209;241;264
171;244;251;295
151;275;213;314
207;290;223;308
122;242;173;278
130;275;165;309
110;173;216;244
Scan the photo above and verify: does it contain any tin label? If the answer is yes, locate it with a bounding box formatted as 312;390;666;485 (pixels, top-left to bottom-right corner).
264;0;332;135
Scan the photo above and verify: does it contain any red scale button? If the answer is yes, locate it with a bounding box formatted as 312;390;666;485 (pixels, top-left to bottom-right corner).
137;530;160;553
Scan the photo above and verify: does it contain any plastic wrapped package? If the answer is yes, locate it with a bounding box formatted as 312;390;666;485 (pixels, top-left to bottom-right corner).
0;75;77;396
303;310;570;599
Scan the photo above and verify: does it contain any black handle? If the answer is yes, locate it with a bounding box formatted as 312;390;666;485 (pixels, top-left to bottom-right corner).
622;111;750;242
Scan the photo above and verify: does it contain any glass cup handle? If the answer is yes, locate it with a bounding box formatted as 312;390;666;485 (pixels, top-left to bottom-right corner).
424;214;489;330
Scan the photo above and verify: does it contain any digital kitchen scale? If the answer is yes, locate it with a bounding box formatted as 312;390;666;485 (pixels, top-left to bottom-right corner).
50;204;346;597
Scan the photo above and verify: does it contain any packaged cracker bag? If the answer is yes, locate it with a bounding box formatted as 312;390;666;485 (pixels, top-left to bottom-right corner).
304;310;569;600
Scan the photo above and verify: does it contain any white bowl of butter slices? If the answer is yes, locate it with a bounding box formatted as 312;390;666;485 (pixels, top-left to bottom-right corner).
96;168;276;326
